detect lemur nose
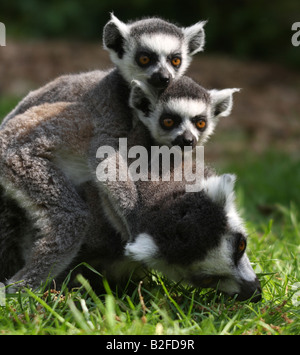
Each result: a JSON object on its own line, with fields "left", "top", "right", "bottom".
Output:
{"left": 148, "top": 72, "right": 171, "bottom": 88}
{"left": 160, "top": 75, "right": 170, "bottom": 85}
{"left": 183, "top": 137, "right": 194, "bottom": 146}
{"left": 172, "top": 133, "right": 196, "bottom": 148}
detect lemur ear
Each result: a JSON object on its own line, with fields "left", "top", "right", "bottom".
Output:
{"left": 183, "top": 21, "right": 207, "bottom": 55}
{"left": 103, "top": 13, "right": 129, "bottom": 58}
{"left": 209, "top": 88, "right": 240, "bottom": 118}
{"left": 203, "top": 174, "right": 236, "bottom": 207}
{"left": 129, "top": 80, "right": 157, "bottom": 117}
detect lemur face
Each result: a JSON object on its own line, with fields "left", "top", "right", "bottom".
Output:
{"left": 125, "top": 174, "right": 262, "bottom": 302}
{"left": 130, "top": 77, "right": 240, "bottom": 148}
{"left": 103, "top": 14, "right": 206, "bottom": 89}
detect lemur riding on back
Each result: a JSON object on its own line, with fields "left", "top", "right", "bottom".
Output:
{"left": 0, "top": 15, "right": 208, "bottom": 292}
{"left": 103, "top": 14, "right": 206, "bottom": 90}
{"left": 130, "top": 77, "right": 239, "bottom": 149}
{"left": 1, "top": 14, "right": 206, "bottom": 126}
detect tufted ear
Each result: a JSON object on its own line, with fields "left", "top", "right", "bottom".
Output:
{"left": 203, "top": 174, "right": 236, "bottom": 207}
{"left": 209, "top": 88, "right": 240, "bottom": 118}
{"left": 182, "top": 21, "right": 207, "bottom": 55}
{"left": 129, "top": 80, "right": 157, "bottom": 117}
{"left": 103, "top": 13, "right": 130, "bottom": 58}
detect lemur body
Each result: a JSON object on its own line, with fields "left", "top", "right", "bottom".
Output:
{"left": 0, "top": 154, "right": 261, "bottom": 301}
{"left": 0, "top": 78, "right": 244, "bottom": 295}
{"left": 0, "top": 15, "right": 207, "bottom": 290}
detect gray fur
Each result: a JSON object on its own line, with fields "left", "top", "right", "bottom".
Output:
{"left": 0, "top": 143, "right": 261, "bottom": 301}
{"left": 0, "top": 14, "right": 206, "bottom": 290}
{"left": 0, "top": 69, "right": 151, "bottom": 290}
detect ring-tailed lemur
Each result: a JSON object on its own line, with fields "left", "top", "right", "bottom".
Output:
{"left": 0, "top": 158, "right": 262, "bottom": 302}
{"left": 124, "top": 172, "right": 262, "bottom": 302}
{"left": 1, "top": 14, "right": 206, "bottom": 126}
{"left": 0, "top": 15, "right": 207, "bottom": 291}
{"left": 130, "top": 77, "right": 239, "bottom": 148}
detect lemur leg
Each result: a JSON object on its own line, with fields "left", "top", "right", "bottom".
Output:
{"left": 91, "top": 122, "right": 152, "bottom": 241}
{"left": 95, "top": 152, "right": 139, "bottom": 241}
{"left": 0, "top": 185, "right": 29, "bottom": 281}
{"left": 0, "top": 149, "right": 90, "bottom": 291}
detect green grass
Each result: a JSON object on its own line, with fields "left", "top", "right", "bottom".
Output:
{"left": 0, "top": 97, "right": 20, "bottom": 120}
{"left": 0, "top": 98, "right": 300, "bottom": 335}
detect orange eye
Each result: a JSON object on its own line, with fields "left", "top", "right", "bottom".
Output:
{"left": 171, "top": 57, "right": 181, "bottom": 67}
{"left": 139, "top": 55, "right": 150, "bottom": 65}
{"left": 163, "top": 118, "right": 174, "bottom": 128}
{"left": 238, "top": 239, "right": 246, "bottom": 253}
{"left": 196, "top": 120, "right": 206, "bottom": 129}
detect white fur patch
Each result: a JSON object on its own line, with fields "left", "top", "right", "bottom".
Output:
{"left": 182, "top": 21, "right": 207, "bottom": 55}
{"left": 125, "top": 233, "right": 159, "bottom": 262}
{"left": 140, "top": 34, "right": 182, "bottom": 57}
{"left": 209, "top": 88, "right": 240, "bottom": 117}
{"left": 203, "top": 174, "right": 246, "bottom": 232}
{"left": 109, "top": 14, "right": 130, "bottom": 39}
{"left": 203, "top": 174, "right": 236, "bottom": 206}
{"left": 190, "top": 237, "right": 233, "bottom": 277}
{"left": 165, "top": 98, "right": 207, "bottom": 118}
{"left": 236, "top": 254, "right": 257, "bottom": 282}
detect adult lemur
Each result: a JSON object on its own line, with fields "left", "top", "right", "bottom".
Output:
{"left": 0, "top": 154, "right": 261, "bottom": 301}
{"left": 0, "top": 15, "right": 208, "bottom": 290}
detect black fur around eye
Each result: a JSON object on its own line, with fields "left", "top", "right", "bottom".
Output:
{"left": 159, "top": 113, "right": 181, "bottom": 130}
{"left": 167, "top": 53, "right": 182, "bottom": 70}
{"left": 135, "top": 51, "right": 157, "bottom": 67}
{"left": 234, "top": 233, "right": 247, "bottom": 264}
{"left": 193, "top": 116, "right": 207, "bottom": 131}
{"left": 171, "top": 57, "right": 181, "bottom": 68}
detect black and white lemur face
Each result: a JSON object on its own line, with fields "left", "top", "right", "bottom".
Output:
{"left": 130, "top": 76, "right": 240, "bottom": 148}
{"left": 103, "top": 14, "right": 206, "bottom": 89}
{"left": 125, "top": 174, "right": 262, "bottom": 302}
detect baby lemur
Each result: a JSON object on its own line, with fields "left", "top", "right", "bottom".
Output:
{"left": 130, "top": 77, "right": 239, "bottom": 148}
{"left": 1, "top": 14, "right": 206, "bottom": 126}
{"left": 0, "top": 15, "right": 207, "bottom": 290}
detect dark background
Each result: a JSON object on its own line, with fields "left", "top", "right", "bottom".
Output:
{"left": 1, "top": 0, "right": 300, "bottom": 69}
